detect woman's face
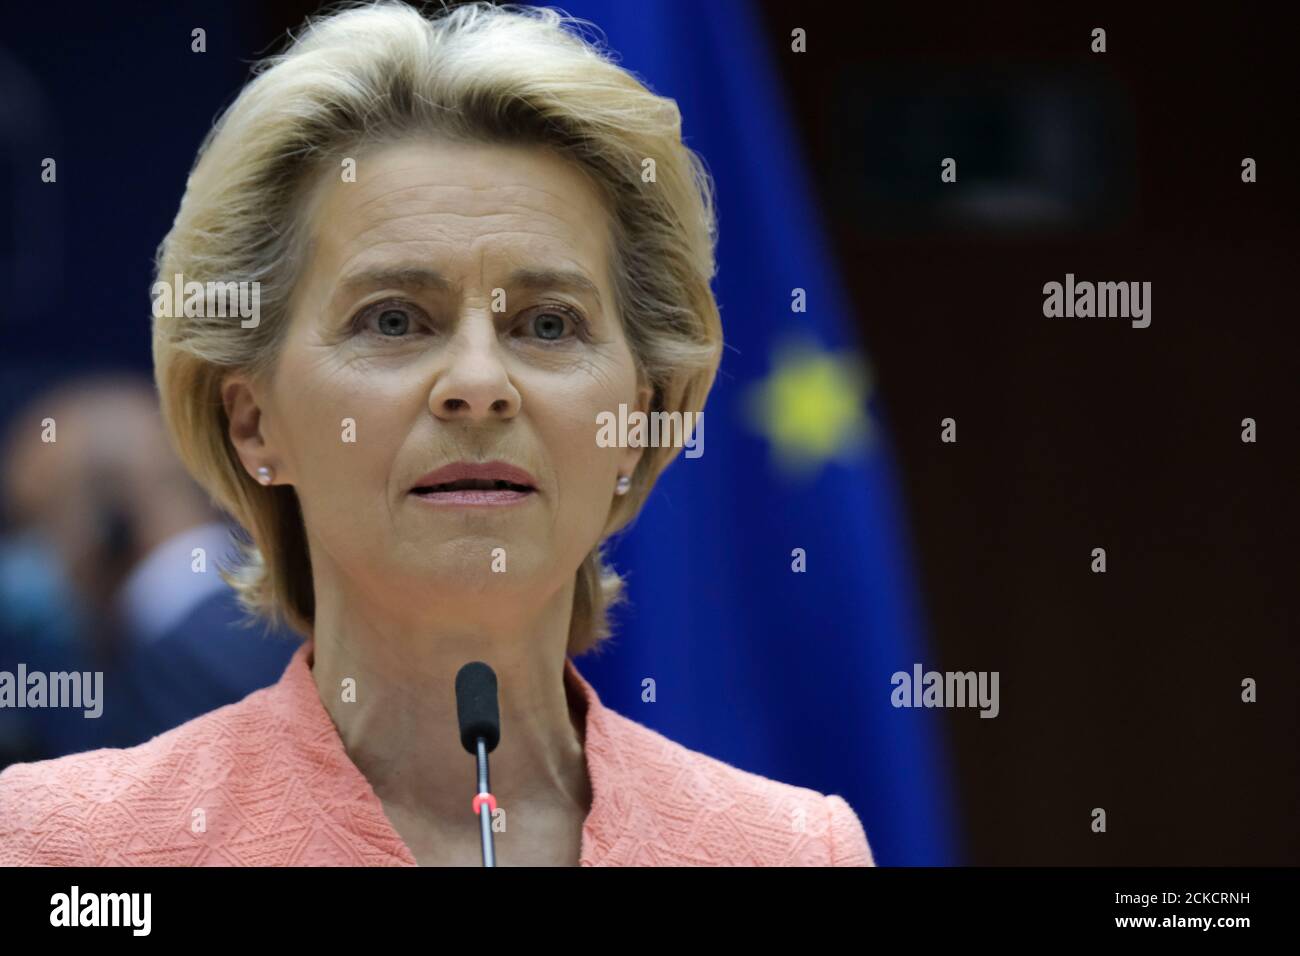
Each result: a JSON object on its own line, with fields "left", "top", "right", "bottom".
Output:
{"left": 228, "top": 137, "right": 648, "bottom": 614}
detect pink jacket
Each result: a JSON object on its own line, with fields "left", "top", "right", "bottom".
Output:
{"left": 0, "top": 641, "right": 874, "bottom": 866}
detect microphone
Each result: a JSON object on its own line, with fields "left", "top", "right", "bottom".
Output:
{"left": 455, "top": 662, "right": 501, "bottom": 866}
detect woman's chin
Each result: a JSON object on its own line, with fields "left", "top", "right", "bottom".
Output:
{"left": 384, "top": 548, "right": 553, "bottom": 589}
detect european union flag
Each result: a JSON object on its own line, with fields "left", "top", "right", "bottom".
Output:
{"left": 545, "top": 0, "right": 961, "bottom": 864}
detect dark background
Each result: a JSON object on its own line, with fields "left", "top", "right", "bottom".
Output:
{"left": 2, "top": 1, "right": 1296, "bottom": 864}
{"left": 753, "top": 2, "right": 1298, "bottom": 865}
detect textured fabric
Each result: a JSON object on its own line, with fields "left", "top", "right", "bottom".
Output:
{"left": 0, "top": 641, "right": 874, "bottom": 866}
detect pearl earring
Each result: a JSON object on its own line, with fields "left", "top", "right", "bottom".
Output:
{"left": 615, "top": 475, "right": 631, "bottom": 496}
{"left": 256, "top": 466, "right": 274, "bottom": 486}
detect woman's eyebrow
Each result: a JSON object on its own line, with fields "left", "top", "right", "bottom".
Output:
{"left": 506, "top": 267, "right": 602, "bottom": 308}
{"left": 336, "top": 265, "right": 460, "bottom": 300}
{"left": 333, "top": 265, "right": 602, "bottom": 308}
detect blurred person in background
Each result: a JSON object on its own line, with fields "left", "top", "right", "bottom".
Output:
{"left": 0, "top": 373, "right": 296, "bottom": 766}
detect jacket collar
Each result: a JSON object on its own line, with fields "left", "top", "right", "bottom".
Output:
{"left": 267, "top": 640, "right": 628, "bottom": 866}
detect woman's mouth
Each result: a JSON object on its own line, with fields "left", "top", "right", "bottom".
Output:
{"left": 409, "top": 478, "right": 536, "bottom": 506}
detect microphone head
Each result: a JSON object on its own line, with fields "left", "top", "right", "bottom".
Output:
{"left": 455, "top": 661, "right": 500, "bottom": 754}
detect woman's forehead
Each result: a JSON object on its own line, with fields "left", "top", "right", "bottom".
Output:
{"left": 302, "top": 138, "right": 612, "bottom": 284}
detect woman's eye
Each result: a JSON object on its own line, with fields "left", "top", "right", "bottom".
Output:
{"left": 523, "top": 306, "right": 583, "bottom": 342}
{"left": 374, "top": 306, "right": 412, "bottom": 336}
{"left": 353, "top": 301, "right": 422, "bottom": 338}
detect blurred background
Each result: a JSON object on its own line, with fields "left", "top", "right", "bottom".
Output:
{"left": 0, "top": 0, "right": 1295, "bottom": 865}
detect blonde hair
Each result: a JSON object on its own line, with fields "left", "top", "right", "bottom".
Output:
{"left": 151, "top": 0, "right": 722, "bottom": 656}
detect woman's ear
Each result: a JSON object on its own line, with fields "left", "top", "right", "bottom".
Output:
{"left": 222, "top": 374, "right": 284, "bottom": 483}
{"left": 618, "top": 382, "right": 655, "bottom": 478}
{"left": 635, "top": 382, "right": 652, "bottom": 416}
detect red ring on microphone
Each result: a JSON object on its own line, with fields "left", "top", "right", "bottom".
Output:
{"left": 472, "top": 792, "right": 497, "bottom": 815}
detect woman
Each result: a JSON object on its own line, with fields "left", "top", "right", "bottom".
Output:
{"left": 0, "top": 0, "right": 874, "bottom": 866}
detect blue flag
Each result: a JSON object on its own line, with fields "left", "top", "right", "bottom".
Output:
{"left": 543, "top": 0, "right": 960, "bottom": 865}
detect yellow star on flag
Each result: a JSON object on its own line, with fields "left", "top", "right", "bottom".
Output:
{"left": 742, "top": 338, "right": 873, "bottom": 477}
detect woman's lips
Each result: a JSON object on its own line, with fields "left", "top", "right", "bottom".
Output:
{"left": 409, "top": 486, "right": 535, "bottom": 506}
{"left": 408, "top": 460, "right": 538, "bottom": 507}
{"left": 410, "top": 460, "right": 538, "bottom": 490}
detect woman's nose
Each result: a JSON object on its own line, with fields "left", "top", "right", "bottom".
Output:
{"left": 427, "top": 314, "right": 521, "bottom": 421}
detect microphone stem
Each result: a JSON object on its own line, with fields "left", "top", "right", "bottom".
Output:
{"left": 477, "top": 737, "right": 496, "bottom": 867}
